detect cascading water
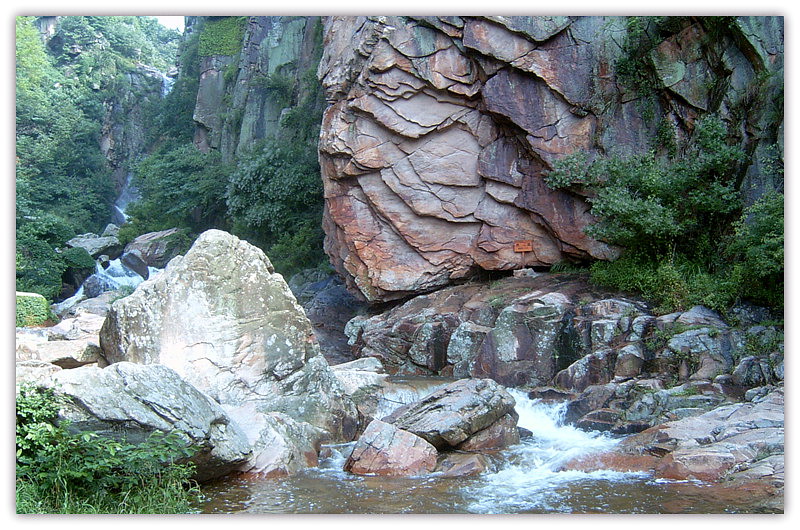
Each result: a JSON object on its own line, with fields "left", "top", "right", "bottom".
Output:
{"left": 463, "top": 390, "right": 648, "bottom": 513}
{"left": 160, "top": 71, "right": 175, "bottom": 97}
{"left": 111, "top": 172, "right": 140, "bottom": 226}
{"left": 200, "top": 385, "right": 699, "bottom": 514}
{"left": 86, "top": 259, "right": 160, "bottom": 295}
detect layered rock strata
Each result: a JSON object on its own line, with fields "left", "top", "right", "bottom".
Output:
{"left": 317, "top": 16, "right": 783, "bottom": 302}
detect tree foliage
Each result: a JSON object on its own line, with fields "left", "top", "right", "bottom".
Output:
{"left": 546, "top": 116, "right": 782, "bottom": 312}
{"left": 16, "top": 16, "right": 179, "bottom": 300}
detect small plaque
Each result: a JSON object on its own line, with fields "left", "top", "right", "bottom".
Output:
{"left": 513, "top": 240, "right": 533, "bottom": 253}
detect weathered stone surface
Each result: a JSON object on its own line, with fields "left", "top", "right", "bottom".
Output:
{"left": 100, "top": 229, "right": 357, "bottom": 442}
{"left": 65, "top": 233, "right": 122, "bottom": 259}
{"left": 122, "top": 228, "right": 187, "bottom": 268}
{"left": 46, "top": 313, "right": 106, "bottom": 341}
{"left": 223, "top": 404, "right": 324, "bottom": 477}
{"left": 18, "top": 362, "right": 252, "bottom": 482}
{"left": 317, "top": 16, "right": 782, "bottom": 302}
{"left": 456, "top": 412, "right": 520, "bottom": 451}
{"left": 388, "top": 378, "right": 517, "bottom": 449}
{"left": 343, "top": 273, "right": 781, "bottom": 402}
{"left": 344, "top": 419, "right": 438, "bottom": 476}
{"left": 619, "top": 387, "right": 784, "bottom": 483}
{"left": 16, "top": 336, "right": 106, "bottom": 369}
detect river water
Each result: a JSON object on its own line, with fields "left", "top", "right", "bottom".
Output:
{"left": 198, "top": 382, "right": 774, "bottom": 514}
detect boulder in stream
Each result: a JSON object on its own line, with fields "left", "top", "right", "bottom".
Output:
{"left": 99, "top": 229, "right": 358, "bottom": 442}
{"left": 387, "top": 378, "right": 518, "bottom": 450}
{"left": 17, "top": 362, "right": 252, "bottom": 482}
{"left": 344, "top": 419, "right": 438, "bottom": 477}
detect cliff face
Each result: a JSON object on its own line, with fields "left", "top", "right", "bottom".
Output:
{"left": 317, "top": 16, "right": 783, "bottom": 303}
{"left": 190, "top": 16, "right": 323, "bottom": 162}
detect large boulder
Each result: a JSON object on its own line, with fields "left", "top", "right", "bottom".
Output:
{"left": 99, "top": 229, "right": 358, "bottom": 442}
{"left": 344, "top": 419, "right": 438, "bottom": 476}
{"left": 387, "top": 378, "right": 517, "bottom": 450}
{"left": 65, "top": 233, "right": 122, "bottom": 259}
{"left": 17, "top": 362, "right": 252, "bottom": 482}
{"left": 122, "top": 228, "right": 188, "bottom": 268}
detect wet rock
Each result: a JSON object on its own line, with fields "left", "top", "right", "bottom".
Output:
{"left": 575, "top": 408, "right": 621, "bottom": 432}
{"left": 100, "top": 229, "right": 358, "bottom": 442}
{"left": 436, "top": 452, "right": 491, "bottom": 477}
{"left": 388, "top": 378, "right": 517, "bottom": 450}
{"left": 120, "top": 249, "right": 149, "bottom": 280}
{"left": 344, "top": 419, "right": 438, "bottom": 476}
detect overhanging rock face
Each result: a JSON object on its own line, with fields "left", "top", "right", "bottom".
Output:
{"left": 317, "top": 16, "right": 783, "bottom": 303}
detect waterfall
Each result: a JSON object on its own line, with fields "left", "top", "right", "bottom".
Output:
{"left": 161, "top": 72, "right": 175, "bottom": 97}
{"left": 111, "top": 172, "right": 140, "bottom": 226}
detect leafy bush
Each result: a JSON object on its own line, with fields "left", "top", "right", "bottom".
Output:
{"left": 198, "top": 16, "right": 247, "bottom": 56}
{"left": 16, "top": 384, "right": 200, "bottom": 514}
{"left": 125, "top": 144, "right": 232, "bottom": 235}
{"left": 227, "top": 138, "right": 325, "bottom": 276}
{"left": 15, "top": 293, "right": 52, "bottom": 327}
{"left": 546, "top": 116, "right": 782, "bottom": 312}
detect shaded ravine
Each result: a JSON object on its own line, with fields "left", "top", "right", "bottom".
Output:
{"left": 198, "top": 385, "right": 775, "bottom": 514}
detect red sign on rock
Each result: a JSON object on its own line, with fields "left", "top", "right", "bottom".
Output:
{"left": 513, "top": 240, "right": 533, "bottom": 253}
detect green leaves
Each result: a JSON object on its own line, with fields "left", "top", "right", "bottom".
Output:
{"left": 545, "top": 115, "right": 782, "bottom": 311}
{"left": 16, "top": 385, "right": 199, "bottom": 514}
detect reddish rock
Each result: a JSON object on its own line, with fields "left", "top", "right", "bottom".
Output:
{"left": 436, "top": 452, "right": 490, "bottom": 477}
{"left": 456, "top": 413, "right": 520, "bottom": 451}
{"left": 344, "top": 419, "right": 438, "bottom": 476}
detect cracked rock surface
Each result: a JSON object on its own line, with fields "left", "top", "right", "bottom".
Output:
{"left": 318, "top": 16, "right": 783, "bottom": 303}
{"left": 99, "top": 229, "right": 357, "bottom": 443}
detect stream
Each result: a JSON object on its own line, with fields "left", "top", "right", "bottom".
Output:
{"left": 198, "top": 381, "right": 770, "bottom": 514}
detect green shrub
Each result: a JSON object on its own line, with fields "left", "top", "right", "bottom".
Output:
{"left": 61, "top": 246, "right": 95, "bottom": 270}
{"left": 198, "top": 16, "right": 247, "bottom": 56}
{"left": 16, "top": 384, "right": 200, "bottom": 514}
{"left": 545, "top": 115, "right": 784, "bottom": 313}
{"left": 15, "top": 292, "right": 52, "bottom": 327}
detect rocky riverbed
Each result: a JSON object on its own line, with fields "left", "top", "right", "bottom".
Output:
{"left": 16, "top": 229, "right": 784, "bottom": 512}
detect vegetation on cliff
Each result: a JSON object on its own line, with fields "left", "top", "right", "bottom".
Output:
{"left": 15, "top": 16, "right": 180, "bottom": 300}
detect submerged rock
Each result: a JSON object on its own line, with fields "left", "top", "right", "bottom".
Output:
{"left": 100, "top": 230, "right": 358, "bottom": 443}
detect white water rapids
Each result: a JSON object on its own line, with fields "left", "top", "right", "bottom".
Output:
{"left": 201, "top": 385, "right": 659, "bottom": 514}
